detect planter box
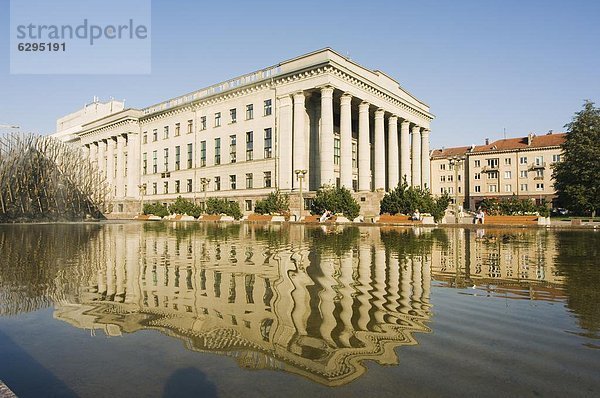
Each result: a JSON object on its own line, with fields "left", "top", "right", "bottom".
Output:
{"left": 482, "top": 215, "right": 539, "bottom": 225}
{"left": 199, "top": 215, "right": 221, "bottom": 222}
{"left": 271, "top": 215, "right": 286, "bottom": 222}
{"left": 376, "top": 214, "right": 423, "bottom": 224}
{"left": 247, "top": 214, "right": 273, "bottom": 222}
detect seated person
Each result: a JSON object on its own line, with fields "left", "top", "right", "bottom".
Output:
{"left": 411, "top": 209, "right": 421, "bottom": 221}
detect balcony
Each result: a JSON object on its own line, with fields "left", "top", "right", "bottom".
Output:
{"left": 529, "top": 162, "right": 546, "bottom": 170}
{"left": 482, "top": 165, "right": 499, "bottom": 173}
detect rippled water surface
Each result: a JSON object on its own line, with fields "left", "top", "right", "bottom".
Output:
{"left": 0, "top": 222, "right": 599, "bottom": 397}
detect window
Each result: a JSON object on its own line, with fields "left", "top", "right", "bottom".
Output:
{"left": 200, "top": 116, "right": 206, "bottom": 130}
{"left": 187, "top": 119, "right": 193, "bottom": 134}
{"left": 552, "top": 154, "right": 561, "bottom": 163}
{"left": 264, "top": 171, "right": 271, "bottom": 188}
{"left": 163, "top": 148, "right": 169, "bottom": 171}
{"left": 175, "top": 146, "right": 180, "bottom": 170}
{"left": 215, "top": 138, "right": 221, "bottom": 165}
{"left": 505, "top": 184, "right": 512, "bottom": 192}
{"left": 474, "top": 173, "right": 481, "bottom": 180}
{"left": 163, "top": 126, "right": 169, "bottom": 139}
{"left": 264, "top": 99, "right": 272, "bottom": 116}
{"left": 521, "top": 183, "right": 528, "bottom": 191}
{"left": 264, "top": 128, "right": 272, "bottom": 158}
{"left": 214, "top": 176, "right": 221, "bottom": 191}
{"left": 230, "top": 135, "right": 237, "bottom": 163}
{"left": 487, "top": 158, "right": 499, "bottom": 168}
{"left": 488, "top": 171, "right": 498, "bottom": 179}
{"left": 334, "top": 136, "right": 341, "bottom": 165}
{"left": 535, "top": 156, "right": 544, "bottom": 166}
{"left": 448, "top": 187, "right": 454, "bottom": 194}
{"left": 504, "top": 171, "right": 511, "bottom": 179}
{"left": 520, "top": 156, "right": 528, "bottom": 165}
{"left": 440, "top": 163, "right": 446, "bottom": 170}
{"left": 113, "top": 155, "right": 118, "bottom": 178}
{"left": 187, "top": 179, "right": 193, "bottom": 193}
{"left": 175, "top": 180, "right": 180, "bottom": 193}
{"left": 246, "top": 131, "right": 253, "bottom": 161}
{"left": 504, "top": 158, "right": 512, "bottom": 165}
{"left": 175, "top": 123, "right": 180, "bottom": 137}
{"left": 246, "top": 173, "right": 253, "bottom": 189}
{"left": 246, "top": 104, "right": 254, "bottom": 120}
{"left": 536, "top": 183, "right": 544, "bottom": 191}
{"left": 448, "top": 174, "right": 453, "bottom": 182}
{"left": 187, "top": 143, "right": 193, "bottom": 168}
{"left": 520, "top": 170, "right": 528, "bottom": 178}
{"left": 142, "top": 152, "right": 147, "bottom": 175}
{"left": 440, "top": 175, "right": 446, "bottom": 182}
{"left": 163, "top": 181, "right": 168, "bottom": 194}
{"left": 474, "top": 160, "right": 481, "bottom": 167}
{"left": 200, "top": 141, "right": 206, "bottom": 167}
{"left": 142, "top": 132, "right": 148, "bottom": 144}
{"left": 475, "top": 185, "right": 481, "bottom": 193}
{"left": 535, "top": 169, "right": 544, "bottom": 178}
{"left": 152, "top": 129, "right": 158, "bottom": 142}
{"left": 352, "top": 142, "right": 358, "bottom": 168}
{"left": 124, "top": 153, "right": 128, "bottom": 176}
{"left": 230, "top": 175, "right": 237, "bottom": 190}
{"left": 458, "top": 174, "right": 462, "bottom": 181}
{"left": 245, "top": 200, "right": 253, "bottom": 211}
{"left": 152, "top": 182, "right": 157, "bottom": 195}
{"left": 488, "top": 184, "right": 497, "bottom": 193}
{"left": 152, "top": 150, "right": 157, "bottom": 173}
{"left": 230, "top": 108, "right": 237, "bottom": 123}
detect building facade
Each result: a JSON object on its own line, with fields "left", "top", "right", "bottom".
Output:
{"left": 431, "top": 133, "right": 565, "bottom": 210}
{"left": 54, "top": 49, "right": 434, "bottom": 216}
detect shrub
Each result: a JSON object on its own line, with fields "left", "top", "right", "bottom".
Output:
{"left": 206, "top": 198, "right": 242, "bottom": 220}
{"left": 310, "top": 185, "right": 360, "bottom": 220}
{"left": 143, "top": 202, "right": 169, "bottom": 218}
{"left": 380, "top": 181, "right": 450, "bottom": 222}
{"left": 254, "top": 190, "right": 290, "bottom": 215}
{"left": 479, "top": 196, "right": 549, "bottom": 217}
{"left": 168, "top": 196, "right": 202, "bottom": 218}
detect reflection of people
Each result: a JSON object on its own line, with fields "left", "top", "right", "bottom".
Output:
{"left": 474, "top": 208, "right": 485, "bottom": 224}
{"left": 411, "top": 209, "right": 421, "bottom": 221}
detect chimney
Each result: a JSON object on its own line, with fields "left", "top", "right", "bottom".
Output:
{"left": 527, "top": 133, "right": 534, "bottom": 146}
{"left": 485, "top": 138, "right": 489, "bottom": 145}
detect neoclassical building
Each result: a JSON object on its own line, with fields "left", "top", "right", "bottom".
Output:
{"left": 53, "top": 48, "right": 433, "bottom": 216}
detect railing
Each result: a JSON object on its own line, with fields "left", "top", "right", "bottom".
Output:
{"left": 482, "top": 165, "right": 499, "bottom": 173}
{"left": 529, "top": 162, "right": 546, "bottom": 169}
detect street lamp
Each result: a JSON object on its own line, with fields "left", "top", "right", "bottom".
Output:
{"left": 138, "top": 183, "right": 147, "bottom": 214}
{"left": 448, "top": 156, "right": 464, "bottom": 224}
{"left": 295, "top": 169, "right": 307, "bottom": 221}
{"left": 200, "top": 177, "right": 211, "bottom": 212}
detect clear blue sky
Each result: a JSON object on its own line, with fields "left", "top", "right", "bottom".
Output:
{"left": 1, "top": 0, "right": 599, "bottom": 148}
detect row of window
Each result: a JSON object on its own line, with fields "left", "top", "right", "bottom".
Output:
{"left": 472, "top": 169, "right": 545, "bottom": 180}
{"left": 147, "top": 172, "right": 273, "bottom": 195}
{"left": 200, "top": 129, "right": 272, "bottom": 167}
{"left": 470, "top": 154, "right": 561, "bottom": 168}
{"left": 473, "top": 183, "right": 545, "bottom": 193}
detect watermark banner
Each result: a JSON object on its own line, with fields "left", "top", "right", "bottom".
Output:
{"left": 10, "top": 0, "right": 151, "bottom": 74}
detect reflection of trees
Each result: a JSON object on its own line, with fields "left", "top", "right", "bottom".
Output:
{"left": 306, "top": 226, "right": 360, "bottom": 255}
{"left": 380, "top": 227, "right": 447, "bottom": 262}
{"left": 555, "top": 231, "right": 600, "bottom": 336}
{"left": 0, "top": 224, "right": 100, "bottom": 315}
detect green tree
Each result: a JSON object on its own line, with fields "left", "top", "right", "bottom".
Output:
{"left": 206, "top": 197, "right": 242, "bottom": 220}
{"left": 310, "top": 185, "right": 360, "bottom": 220}
{"left": 380, "top": 181, "right": 450, "bottom": 222}
{"left": 168, "top": 196, "right": 202, "bottom": 218}
{"left": 254, "top": 190, "right": 290, "bottom": 215}
{"left": 142, "top": 202, "right": 169, "bottom": 218}
{"left": 553, "top": 101, "right": 600, "bottom": 217}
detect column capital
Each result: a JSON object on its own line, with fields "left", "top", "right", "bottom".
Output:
{"left": 340, "top": 92, "right": 352, "bottom": 103}
{"left": 375, "top": 108, "right": 385, "bottom": 118}
{"left": 117, "top": 134, "right": 127, "bottom": 143}
{"left": 421, "top": 129, "right": 431, "bottom": 136}
{"left": 411, "top": 125, "right": 421, "bottom": 134}
{"left": 277, "top": 95, "right": 293, "bottom": 106}
{"left": 389, "top": 115, "right": 398, "bottom": 124}
{"left": 319, "top": 85, "right": 334, "bottom": 96}
{"left": 359, "top": 101, "right": 370, "bottom": 111}
{"left": 293, "top": 91, "right": 306, "bottom": 102}
{"left": 401, "top": 120, "right": 411, "bottom": 128}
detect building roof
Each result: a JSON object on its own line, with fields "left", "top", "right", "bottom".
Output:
{"left": 431, "top": 133, "right": 566, "bottom": 158}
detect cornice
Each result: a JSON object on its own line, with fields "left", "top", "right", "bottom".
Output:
{"left": 80, "top": 118, "right": 138, "bottom": 140}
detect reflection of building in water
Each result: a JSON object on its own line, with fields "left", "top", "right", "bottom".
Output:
{"left": 430, "top": 228, "right": 565, "bottom": 301}
{"left": 53, "top": 224, "right": 432, "bottom": 386}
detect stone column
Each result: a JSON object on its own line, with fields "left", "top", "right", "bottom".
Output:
{"left": 116, "top": 135, "right": 125, "bottom": 198}
{"left": 292, "top": 91, "right": 306, "bottom": 190}
{"left": 374, "top": 109, "right": 385, "bottom": 191}
{"left": 277, "top": 95, "right": 293, "bottom": 190}
{"left": 340, "top": 93, "right": 353, "bottom": 189}
{"left": 127, "top": 132, "right": 139, "bottom": 198}
{"left": 107, "top": 137, "right": 116, "bottom": 187}
{"left": 421, "top": 129, "right": 431, "bottom": 190}
{"left": 320, "top": 86, "right": 335, "bottom": 186}
{"left": 358, "top": 102, "right": 371, "bottom": 191}
{"left": 400, "top": 120, "right": 411, "bottom": 185}
{"left": 411, "top": 125, "right": 422, "bottom": 187}
{"left": 82, "top": 145, "right": 90, "bottom": 160}
{"left": 387, "top": 115, "right": 399, "bottom": 190}
{"left": 97, "top": 140, "right": 106, "bottom": 177}
{"left": 89, "top": 142, "right": 98, "bottom": 167}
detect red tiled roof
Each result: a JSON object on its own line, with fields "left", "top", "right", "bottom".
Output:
{"left": 431, "top": 146, "right": 471, "bottom": 159}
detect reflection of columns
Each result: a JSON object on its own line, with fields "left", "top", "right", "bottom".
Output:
{"left": 357, "top": 245, "right": 372, "bottom": 330}
{"left": 411, "top": 256, "right": 423, "bottom": 313}
{"left": 373, "top": 247, "right": 387, "bottom": 324}
{"left": 411, "top": 125, "right": 422, "bottom": 187}
{"left": 400, "top": 121, "right": 411, "bottom": 185}
{"left": 293, "top": 91, "right": 306, "bottom": 190}
{"left": 116, "top": 135, "right": 125, "bottom": 198}
{"left": 278, "top": 95, "right": 293, "bottom": 190}
{"left": 318, "top": 258, "right": 337, "bottom": 345}
{"left": 97, "top": 140, "right": 106, "bottom": 176}
{"left": 374, "top": 109, "right": 385, "bottom": 190}
{"left": 115, "top": 231, "right": 125, "bottom": 297}
{"left": 387, "top": 116, "right": 399, "bottom": 190}
{"left": 422, "top": 254, "right": 431, "bottom": 306}
{"left": 340, "top": 93, "right": 353, "bottom": 189}
{"left": 386, "top": 254, "right": 401, "bottom": 313}
{"left": 358, "top": 102, "right": 371, "bottom": 191}
{"left": 399, "top": 257, "right": 412, "bottom": 315}
{"left": 320, "top": 86, "right": 335, "bottom": 186}
{"left": 127, "top": 132, "right": 139, "bottom": 197}
{"left": 338, "top": 251, "right": 354, "bottom": 346}
{"left": 125, "top": 235, "right": 139, "bottom": 304}
{"left": 421, "top": 129, "right": 431, "bottom": 190}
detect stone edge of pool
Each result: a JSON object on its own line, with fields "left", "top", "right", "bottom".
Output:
{"left": 0, "top": 381, "right": 17, "bottom": 398}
